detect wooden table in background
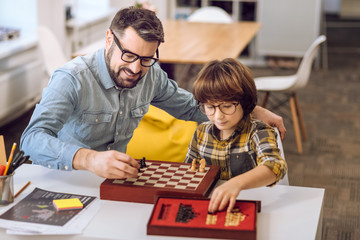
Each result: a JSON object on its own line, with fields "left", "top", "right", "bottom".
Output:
{"left": 72, "top": 20, "right": 261, "bottom": 64}
{"left": 158, "top": 20, "right": 261, "bottom": 64}
{"left": 71, "top": 20, "right": 261, "bottom": 84}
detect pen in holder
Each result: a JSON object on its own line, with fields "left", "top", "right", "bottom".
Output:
{"left": 0, "top": 172, "right": 14, "bottom": 205}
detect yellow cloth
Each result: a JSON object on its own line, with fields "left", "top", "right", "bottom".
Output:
{"left": 126, "top": 105, "right": 197, "bottom": 162}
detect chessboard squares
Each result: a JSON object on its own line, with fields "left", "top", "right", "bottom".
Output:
{"left": 163, "top": 181, "right": 177, "bottom": 186}
{"left": 141, "top": 173, "right": 163, "bottom": 179}
{"left": 162, "top": 172, "right": 177, "bottom": 177}
{"left": 138, "top": 175, "right": 151, "bottom": 181}
{"left": 182, "top": 173, "right": 198, "bottom": 178}
{"left": 168, "top": 175, "right": 182, "bottom": 180}
{"left": 153, "top": 167, "right": 167, "bottom": 173}
{"left": 144, "top": 179, "right": 159, "bottom": 184}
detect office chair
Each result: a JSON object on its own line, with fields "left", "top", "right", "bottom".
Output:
{"left": 37, "top": 26, "right": 67, "bottom": 77}
{"left": 255, "top": 35, "right": 327, "bottom": 154}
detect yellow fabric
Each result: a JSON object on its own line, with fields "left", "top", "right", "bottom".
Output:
{"left": 126, "top": 105, "right": 197, "bottom": 162}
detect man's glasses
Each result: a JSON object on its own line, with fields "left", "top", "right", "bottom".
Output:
{"left": 111, "top": 29, "right": 159, "bottom": 67}
{"left": 198, "top": 103, "right": 240, "bottom": 116}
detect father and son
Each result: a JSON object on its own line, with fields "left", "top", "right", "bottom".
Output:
{"left": 21, "top": 7, "right": 287, "bottom": 213}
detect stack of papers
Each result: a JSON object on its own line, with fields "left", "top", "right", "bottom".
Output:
{"left": 0, "top": 188, "right": 101, "bottom": 235}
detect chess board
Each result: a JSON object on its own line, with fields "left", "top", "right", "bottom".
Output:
{"left": 100, "top": 160, "right": 220, "bottom": 204}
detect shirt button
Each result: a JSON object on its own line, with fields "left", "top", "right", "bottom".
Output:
{"left": 140, "top": 110, "right": 143, "bottom": 114}
{"left": 64, "top": 165, "right": 68, "bottom": 170}
{"left": 119, "top": 111, "right": 123, "bottom": 115}
{"left": 115, "top": 131, "right": 119, "bottom": 136}
{"left": 48, "top": 165, "right": 51, "bottom": 168}
{"left": 107, "top": 146, "right": 111, "bottom": 150}
{"left": 95, "top": 118, "right": 98, "bottom": 123}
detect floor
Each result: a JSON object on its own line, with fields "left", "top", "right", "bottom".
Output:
{"left": 254, "top": 15, "right": 360, "bottom": 240}
{"left": 0, "top": 14, "right": 359, "bottom": 240}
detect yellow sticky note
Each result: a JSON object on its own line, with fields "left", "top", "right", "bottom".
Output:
{"left": 53, "top": 198, "right": 83, "bottom": 211}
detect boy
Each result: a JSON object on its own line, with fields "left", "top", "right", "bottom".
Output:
{"left": 184, "top": 58, "right": 287, "bottom": 213}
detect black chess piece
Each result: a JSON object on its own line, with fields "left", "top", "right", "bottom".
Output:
{"left": 140, "top": 157, "right": 146, "bottom": 168}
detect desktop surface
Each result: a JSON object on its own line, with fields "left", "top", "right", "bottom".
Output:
{"left": 0, "top": 164, "right": 324, "bottom": 240}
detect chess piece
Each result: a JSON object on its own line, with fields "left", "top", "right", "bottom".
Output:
{"left": 139, "top": 157, "right": 146, "bottom": 172}
{"left": 199, "top": 158, "right": 205, "bottom": 173}
{"left": 140, "top": 157, "right": 146, "bottom": 168}
{"left": 190, "top": 158, "right": 197, "bottom": 171}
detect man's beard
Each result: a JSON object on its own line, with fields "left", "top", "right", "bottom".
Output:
{"left": 105, "top": 46, "right": 143, "bottom": 89}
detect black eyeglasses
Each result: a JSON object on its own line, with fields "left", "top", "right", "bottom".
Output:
{"left": 110, "top": 29, "right": 159, "bottom": 67}
{"left": 198, "top": 102, "right": 240, "bottom": 116}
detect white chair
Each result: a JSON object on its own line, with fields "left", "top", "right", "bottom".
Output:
{"left": 37, "top": 26, "right": 67, "bottom": 77}
{"left": 275, "top": 127, "right": 289, "bottom": 185}
{"left": 187, "top": 6, "right": 233, "bottom": 23}
{"left": 255, "top": 35, "right": 327, "bottom": 154}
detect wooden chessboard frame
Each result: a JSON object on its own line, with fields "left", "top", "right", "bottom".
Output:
{"left": 100, "top": 160, "right": 220, "bottom": 204}
{"left": 147, "top": 196, "right": 261, "bottom": 239}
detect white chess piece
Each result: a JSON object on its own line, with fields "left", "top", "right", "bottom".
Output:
{"left": 191, "top": 158, "right": 197, "bottom": 171}
{"left": 199, "top": 158, "right": 205, "bottom": 173}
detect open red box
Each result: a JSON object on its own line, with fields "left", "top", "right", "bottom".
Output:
{"left": 147, "top": 196, "right": 261, "bottom": 239}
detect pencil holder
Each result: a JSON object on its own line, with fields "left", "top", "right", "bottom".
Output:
{"left": 0, "top": 172, "right": 14, "bottom": 205}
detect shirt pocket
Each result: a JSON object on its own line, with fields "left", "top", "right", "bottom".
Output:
{"left": 125, "top": 103, "right": 149, "bottom": 136}
{"left": 229, "top": 152, "right": 256, "bottom": 177}
{"left": 75, "top": 111, "right": 113, "bottom": 141}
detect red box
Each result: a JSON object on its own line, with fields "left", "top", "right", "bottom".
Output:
{"left": 100, "top": 160, "right": 220, "bottom": 204}
{"left": 147, "top": 196, "right": 261, "bottom": 239}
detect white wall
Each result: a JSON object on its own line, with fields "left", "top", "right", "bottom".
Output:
{"left": 37, "top": 0, "right": 66, "bottom": 49}
{"left": 256, "top": 0, "right": 322, "bottom": 57}
{"left": 109, "top": 0, "right": 171, "bottom": 20}
{"left": 0, "top": 0, "right": 37, "bottom": 35}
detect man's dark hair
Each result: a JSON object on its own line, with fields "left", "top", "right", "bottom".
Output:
{"left": 110, "top": 7, "right": 164, "bottom": 44}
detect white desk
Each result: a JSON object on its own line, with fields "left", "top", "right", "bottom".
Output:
{"left": 0, "top": 164, "right": 324, "bottom": 240}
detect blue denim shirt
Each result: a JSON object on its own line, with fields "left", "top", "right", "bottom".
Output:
{"left": 20, "top": 48, "right": 207, "bottom": 171}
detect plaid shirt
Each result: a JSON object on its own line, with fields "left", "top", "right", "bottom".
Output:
{"left": 185, "top": 115, "right": 287, "bottom": 182}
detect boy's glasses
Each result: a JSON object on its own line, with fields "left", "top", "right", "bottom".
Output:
{"left": 198, "top": 103, "right": 240, "bottom": 116}
{"left": 110, "top": 29, "right": 159, "bottom": 67}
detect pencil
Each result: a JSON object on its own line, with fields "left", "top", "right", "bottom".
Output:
{"left": 3, "top": 142, "right": 16, "bottom": 176}
{"left": 14, "top": 181, "right": 31, "bottom": 198}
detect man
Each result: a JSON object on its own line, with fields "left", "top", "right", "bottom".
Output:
{"left": 21, "top": 7, "right": 285, "bottom": 179}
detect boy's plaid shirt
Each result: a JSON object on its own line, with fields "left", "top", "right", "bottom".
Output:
{"left": 185, "top": 115, "right": 287, "bottom": 182}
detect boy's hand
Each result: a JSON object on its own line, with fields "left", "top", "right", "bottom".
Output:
{"left": 208, "top": 179, "right": 242, "bottom": 213}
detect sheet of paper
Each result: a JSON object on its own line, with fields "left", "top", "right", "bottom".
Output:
{"left": 0, "top": 188, "right": 102, "bottom": 235}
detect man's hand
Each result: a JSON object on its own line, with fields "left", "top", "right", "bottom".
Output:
{"left": 252, "top": 106, "right": 286, "bottom": 140}
{"left": 73, "top": 148, "right": 140, "bottom": 179}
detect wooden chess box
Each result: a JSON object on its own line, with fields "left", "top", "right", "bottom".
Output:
{"left": 100, "top": 160, "right": 220, "bottom": 204}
